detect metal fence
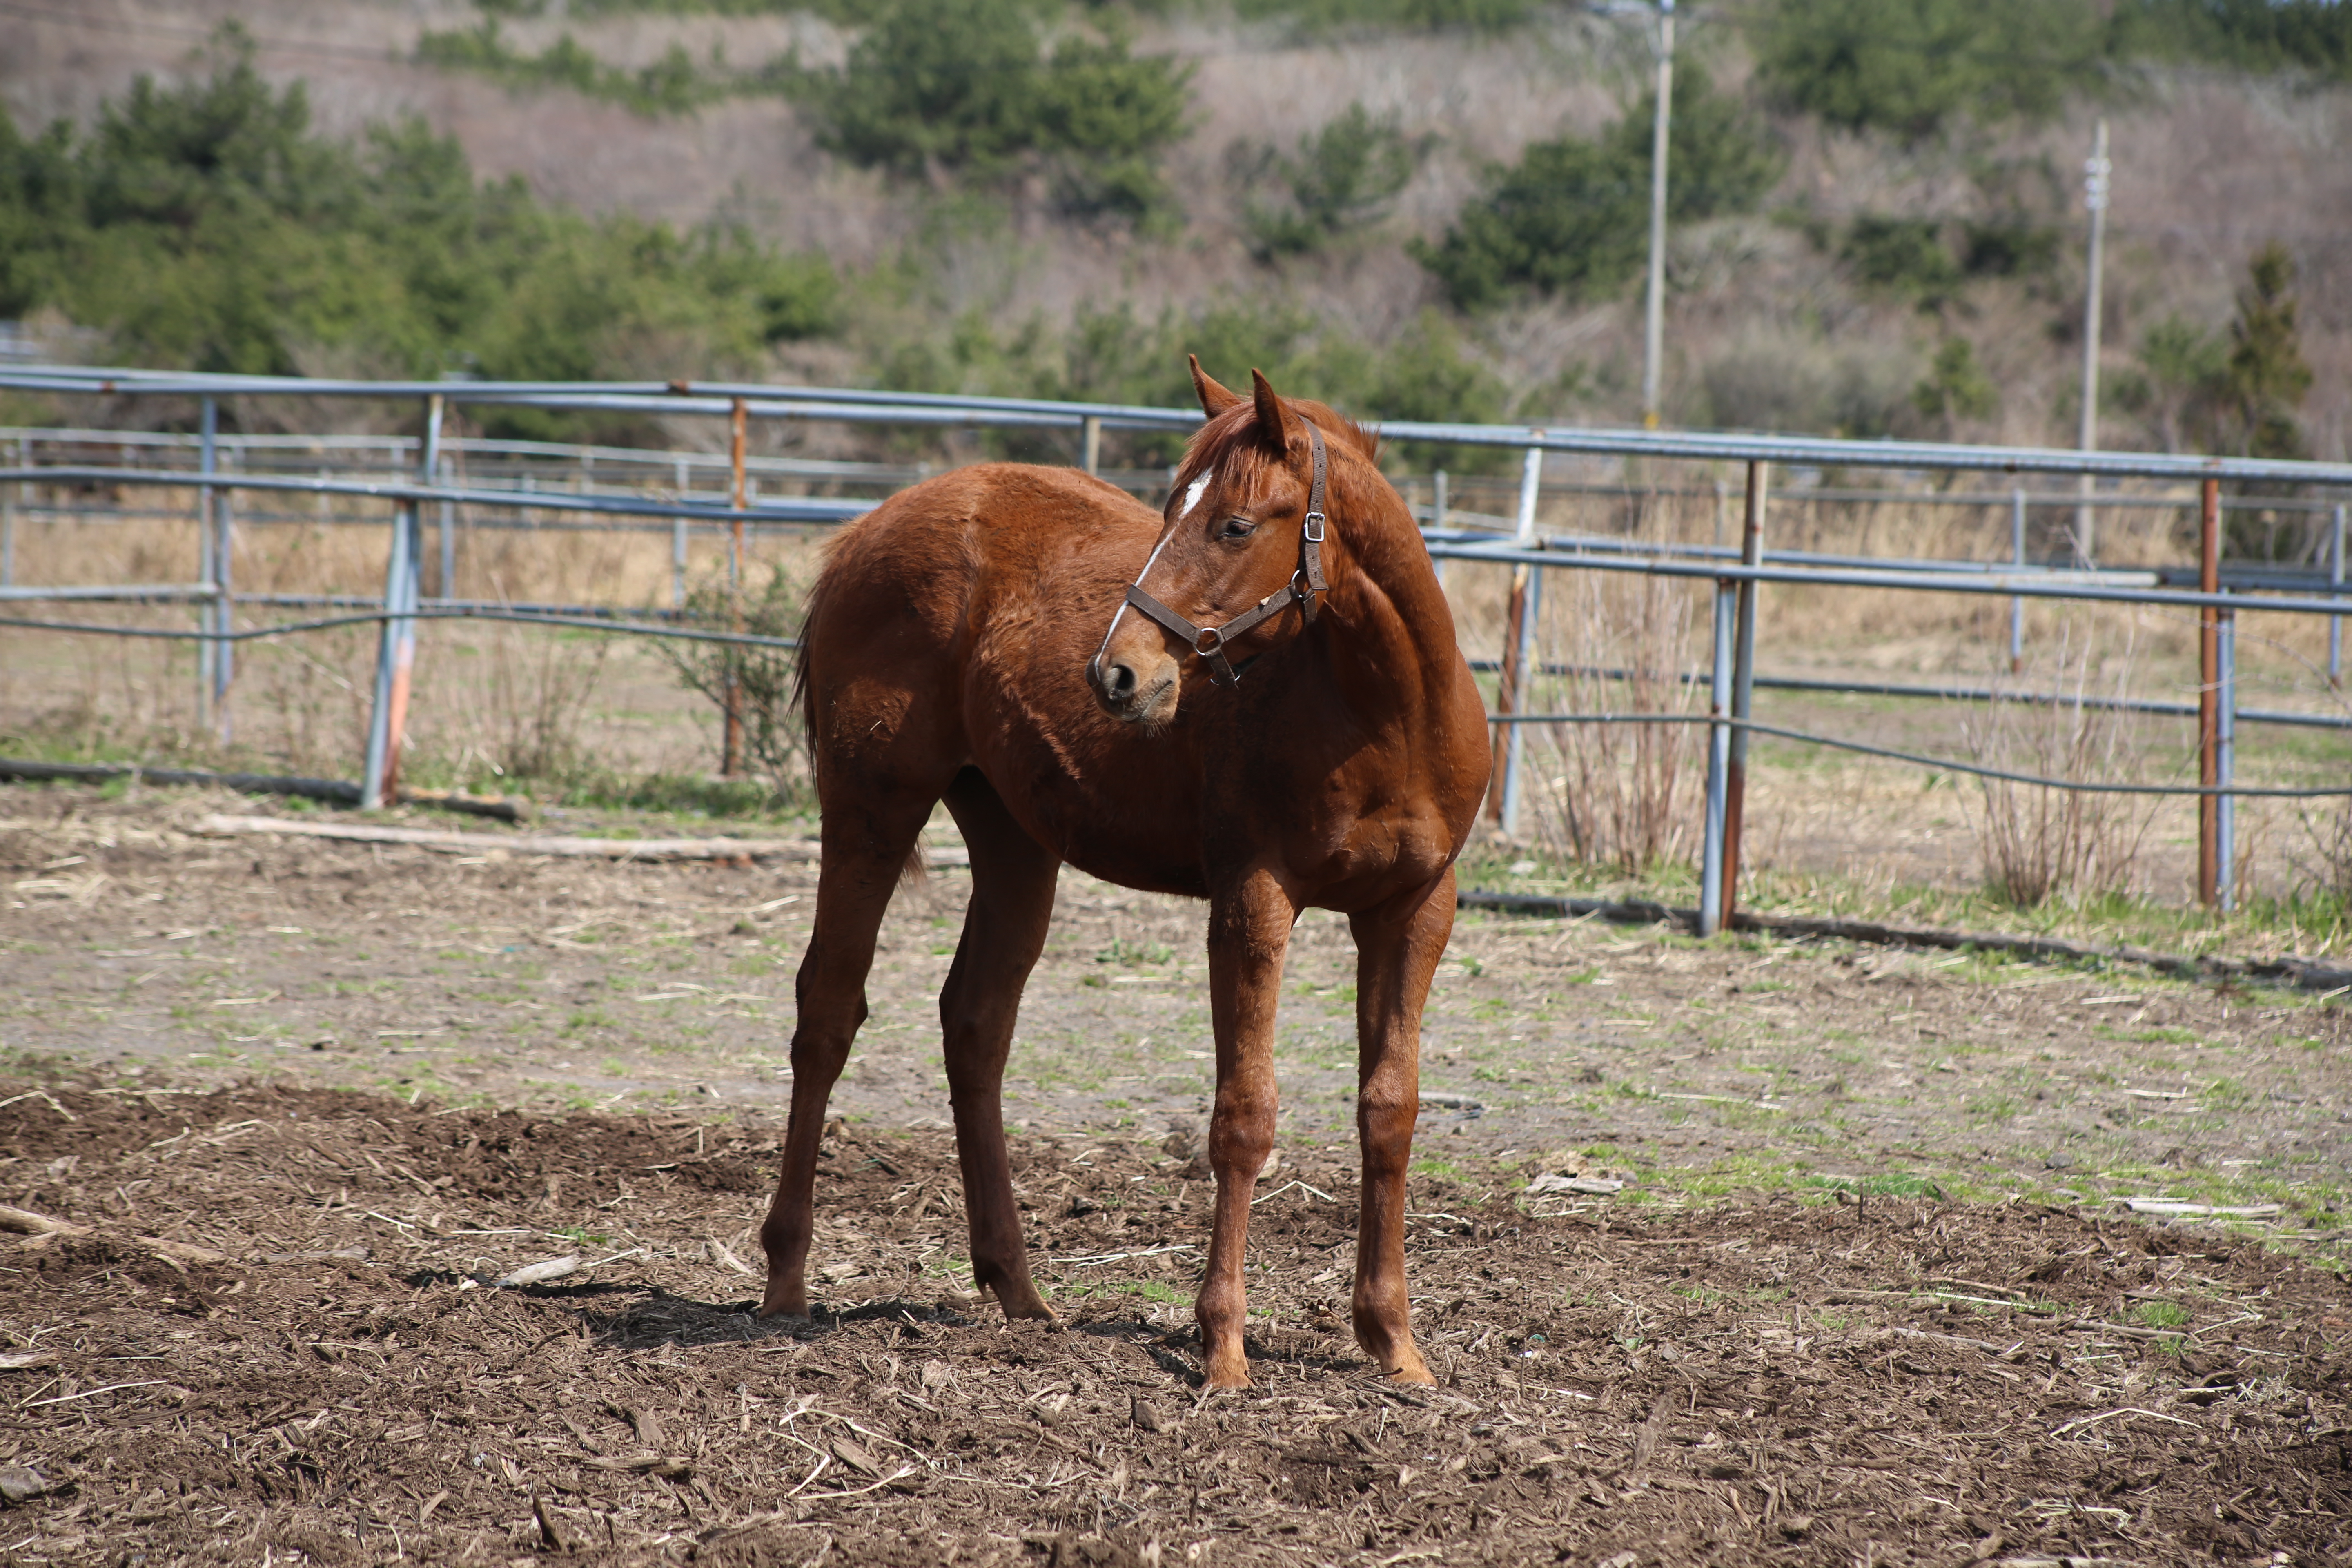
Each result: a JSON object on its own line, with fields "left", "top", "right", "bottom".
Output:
{"left": 2, "top": 364, "right": 2349, "bottom": 931}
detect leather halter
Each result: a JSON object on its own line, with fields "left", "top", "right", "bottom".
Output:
{"left": 1112, "top": 421, "right": 1331, "bottom": 689}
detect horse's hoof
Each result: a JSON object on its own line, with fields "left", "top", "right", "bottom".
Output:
{"left": 756, "top": 1281, "right": 809, "bottom": 1319}
{"left": 1201, "top": 1350, "right": 1252, "bottom": 1389}
{"left": 1383, "top": 1352, "right": 1437, "bottom": 1386}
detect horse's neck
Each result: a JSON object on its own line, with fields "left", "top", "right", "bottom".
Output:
{"left": 1321, "top": 501, "right": 1472, "bottom": 728}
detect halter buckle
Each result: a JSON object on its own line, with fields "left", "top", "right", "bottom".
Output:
{"left": 1302, "top": 512, "right": 1326, "bottom": 544}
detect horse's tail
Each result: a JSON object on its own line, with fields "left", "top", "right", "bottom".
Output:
{"left": 790, "top": 566, "right": 824, "bottom": 766}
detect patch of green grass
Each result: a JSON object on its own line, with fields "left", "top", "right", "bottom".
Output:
{"left": 1806, "top": 1171, "right": 1951, "bottom": 1200}
{"left": 2131, "top": 1298, "right": 2192, "bottom": 1330}
{"left": 548, "top": 1223, "right": 612, "bottom": 1249}
{"left": 1061, "top": 1279, "right": 1185, "bottom": 1305}
{"left": 2199, "top": 1076, "right": 2257, "bottom": 1110}
{"left": 2094, "top": 1024, "right": 2204, "bottom": 1046}
{"left": 1964, "top": 1094, "right": 2019, "bottom": 1126}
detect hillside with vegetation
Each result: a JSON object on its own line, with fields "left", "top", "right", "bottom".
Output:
{"left": 0, "top": 0, "right": 2345, "bottom": 468}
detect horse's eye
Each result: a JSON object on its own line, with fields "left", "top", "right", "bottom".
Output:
{"left": 1219, "top": 516, "right": 1257, "bottom": 541}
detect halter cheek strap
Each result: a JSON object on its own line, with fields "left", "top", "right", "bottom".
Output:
{"left": 1117, "top": 421, "right": 1330, "bottom": 689}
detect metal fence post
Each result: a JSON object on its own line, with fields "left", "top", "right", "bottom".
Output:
{"left": 1721, "top": 459, "right": 1766, "bottom": 927}
{"left": 2198, "top": 476, "right": 2221, "bottom": 907}
{"left": 360, "top": 396, "right": 441, "bottom": 810}
{"left": 436, "top": 452, "right": 455, "bottom": 601}
{"left": 0, "top": 437, "right": 17, "bottom": 587}
{"left": 722, "top": 397, "right": 748, "bottom": 777}
{"left": 1698, "top": 572, "right": 1736, "bottom": 935}
{"left": 1498, "top": 566, "right": 1544, "bottom": 839}
{"left": 2217, "top": 594, "right": 2236, "bottom": 912}
{"left": 1082, "top": 414, "right": 1102, "bottom": 477}
{"left": 360, "top": 512, "right": 413, "bottom": 812}
{"left": 2009, "top": 487, "right": 2027, "bottom": 675}
{"left": 1430, "top": 469, "right": 1448, "bottom": 589}
{"left": 673, "top": 456, "right": 690, "bottom": 610}
{"left": 213, "top": 445, "right": 236, "bottom": 744}
{"left": 196, "top": 399, "right": 217, "bottom": 729}
{"left": 2331, "top": 501, "right": 2345, "bottom": 689}
{"left": 1489, "top": 438, "right": 1545, "bottom": 830}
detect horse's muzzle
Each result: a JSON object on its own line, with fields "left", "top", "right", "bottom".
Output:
{"left": 1087, "top": 651, "right": 1176, "bottom": 726}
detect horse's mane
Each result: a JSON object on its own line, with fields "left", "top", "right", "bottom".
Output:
{"left": 1169, "top": 396, "right": 1381, "bottom": 520}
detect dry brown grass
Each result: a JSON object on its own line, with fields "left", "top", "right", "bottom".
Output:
{"left": 1956, "top": 615, "right": 2161, "bottom": 907}
{"left": 3, "top": 460, "right": 2343, "bottom": 911}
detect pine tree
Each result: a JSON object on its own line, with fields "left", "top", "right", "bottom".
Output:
{"left": 2224, "top": 241, "right": 2312, "bottom": 460}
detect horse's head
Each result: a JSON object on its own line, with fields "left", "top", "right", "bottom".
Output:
{"left": 1088, "top": 360, "right": 1350, "bottom": 727}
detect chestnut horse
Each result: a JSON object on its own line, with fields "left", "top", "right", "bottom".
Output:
{"left": 756, "top": 362, "right": 1489, "bottom": 1387}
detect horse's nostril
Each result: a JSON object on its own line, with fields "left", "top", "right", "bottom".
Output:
{"left": 1107, "top": 663, "right": 1138, "bottom": 701}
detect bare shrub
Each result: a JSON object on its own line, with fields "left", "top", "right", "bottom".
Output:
{"left": 432, "top": 622, "right": 613, "bottom": 786}
{"left": 2294, "top": 797, "right": 2352, "bottom": 903}
{"left": 1521, "top": 560, "right": 1704, "bottom": 873}
{"left": 1958, "top": 617, "right": 2157, "bottom": 908}
{"left": 661, "top": 562, "right": 810, "bottom": 789}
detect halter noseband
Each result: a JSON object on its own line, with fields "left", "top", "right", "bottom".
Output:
{"left": 1111, "top": 421, "right": 1331, "bottom": 689}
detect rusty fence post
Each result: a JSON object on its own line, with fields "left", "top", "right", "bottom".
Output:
{"left": 2198, "top": 475, "right": 2221, "bottom": 907}
{"left": 1720, "top": 459, "right": 1766, "bottom": 927}
{"left": 2217, "top": 589, "right": 2236, "bottom": 911}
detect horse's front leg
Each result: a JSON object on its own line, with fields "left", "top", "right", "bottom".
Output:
{"left": 1345, "top": 868, "right": 1452, "bottom": 1385}
{"left": 1196, "top": 867, "right": 1298, "bottom": 1388}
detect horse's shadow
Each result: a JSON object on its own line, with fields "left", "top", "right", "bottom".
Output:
{"left": 404, "top": 1270, "right": 1367, "bottom": 1385}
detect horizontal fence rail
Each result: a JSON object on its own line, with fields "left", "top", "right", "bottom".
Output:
{"left": 3, "top": 365, "right": 2348, "bottom": 926}
{"left": 12, "top": 363, "right": 2352, "bottom": 483}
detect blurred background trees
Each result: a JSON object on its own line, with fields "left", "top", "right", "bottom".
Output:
{"left": 0, "top": 0, "right": 2339, "bottom": 463}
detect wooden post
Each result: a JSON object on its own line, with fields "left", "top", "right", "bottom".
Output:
{"left": 722, "top": 397, "right": 747, "bottom": 777}
{"left": 2197, "top": 475, "right": 2221, "bottom": 907}
{"left": 1081, "top": 415, "right": 1102, "bottom": 477}
{"left": 1720, "top": 459, "right": 1766, "bottom": 926}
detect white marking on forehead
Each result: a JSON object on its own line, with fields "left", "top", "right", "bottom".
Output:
{"left": 1179, "top": 468, "right": 1215, "bottom": 518}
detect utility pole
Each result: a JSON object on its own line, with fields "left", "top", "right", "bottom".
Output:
{"left": 2075, "top": 118, "right": 2110, "bottom": 565}
{"left": 1640, "top": 0, "right": 1675, "bottom": 430}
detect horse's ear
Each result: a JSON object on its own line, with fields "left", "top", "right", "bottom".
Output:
{"left": 1189, "top": 355, "right": 1243, "bottom": 417}
{"left": 1250, "top": 368, "right": 1294, "bottom": 451}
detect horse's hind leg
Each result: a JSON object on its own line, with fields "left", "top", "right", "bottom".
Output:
{"left": 937, "top": 768, "right": 1060, "bottom": 1319}
{"left": 757, "top": 791, "right": 937, "bottom": 1318}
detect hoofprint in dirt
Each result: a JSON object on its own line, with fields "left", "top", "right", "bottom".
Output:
{"left": 0, "top": 1082, "right": 2347, "bottom": 1568}
{"left": 4, "top": 786, "right": 2349, "bottom": 1228}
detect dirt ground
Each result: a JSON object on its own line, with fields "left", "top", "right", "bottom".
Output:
{"left": 2, "top": 1083, "right": 2349, "bottom": 1568}
{"left": 3, "top": 785, "right": 2352, "bottom": 1565}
